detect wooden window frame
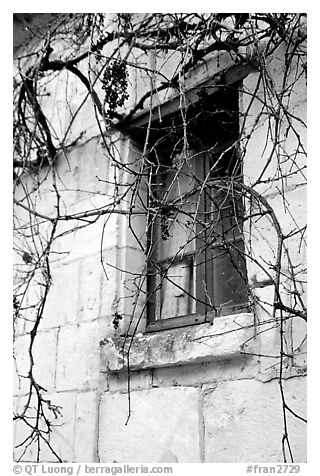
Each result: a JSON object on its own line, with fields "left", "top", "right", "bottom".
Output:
{"left": 146, "top": 148, "right": 249, "bottom": 333}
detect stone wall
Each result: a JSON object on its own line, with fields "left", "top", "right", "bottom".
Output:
{"left": 13, "top": 24, "right": 307, "bottom": 463}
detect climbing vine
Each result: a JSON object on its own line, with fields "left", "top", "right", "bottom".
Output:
{"left": 13, "top": 13, "right": 307, "bottom": 463}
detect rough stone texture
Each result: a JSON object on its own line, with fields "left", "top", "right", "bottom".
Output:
{"left": 98, "top": 387, "right": 200, "bottom": 463}
{"left": 101, "top": 313, "right": 256, "bottom": 371}
{"left": 202, "top": 377, "right": 307, "bottom": 463}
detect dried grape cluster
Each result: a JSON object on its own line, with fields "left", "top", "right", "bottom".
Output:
{"left": 102, "top": 60, "right": 129, "bottom": 118}
{"left": 160, "top": 205, "right": 174, "bottom": 240}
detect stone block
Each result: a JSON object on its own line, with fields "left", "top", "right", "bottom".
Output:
{"left": 51, "top": 219, "right": 78, "bottom": 258}
{"left": 14, "top": 394, "right": 62, "bottom": 462}
{"left": 202, "top": 377, "right": 306, "bottom": 462}
{"left": 13, "top": 334, "right": 32, "bottom": 396}
{"left": 117, "top": 247, "right": 147, "bottom": 335}
{"left": 13, "top": 313, "right": 26, "bottom": 337}
{"left": 56, "top": 320, "right": 106, "bottom": 391}
{"left": 54, "top": 150, "right": 78, "bottom": 207}
{"left": 244, "top": 187, "right": 306, "bottom": 291}
{"left": 74, "top": 391, "right": 98, "bottom": 462}
{"left": 98, "top": 387, "right": 200, "bottom": 462}
{"left": 243, "top": 134, "right": 280, "bottom": 197}
{"left": 13, "top": 329, "right": 58, "bottom": 395}
{"left": 45, "top": 391, "right": 77, "bottom": 462}
{"left": 13, "top": 397, "right": 20, "bottom": 459}
{"left": 70, "top": 212, "right": 118, "bottom": 260}
{"left": 32, "top": 329, "right": 59, "bottom": 391}
{"left": 40, "top": 260, "right": 79, "bottom": 329}
{"left": 78, "top": 251, "right": 117, "bottom": 322}
{"left": 20, "top": 272, "right": 49, "bottom": 333}
{"left": 33, "top": 184, "right": 58, "bottom": 219}
{"left": 75, "top": 139, "right": 110, "bottom": 199}
{"left": 100, "top": 249, "right": 119, "bottom": 319}
{"left": 268, "top": 187, "right": 306, "bottom": 241}
{"left": 247, "top": 296, "right": 284, "bottom": 379}
{"left": 108, "top": 369, "right": 152, "bottom": 392}
{"left": 242, "top": 67, "right": 306, "bottom": 196}
{"left": 292, "top": 317, "right": 307, "bottom": 368}
{"left": 43, "top": 69, "right": 100, "bottom": 141}
{"left": 280, "top": 99, "right": 307, "bottom": 190}
{"left": 251, "top": 283, "right": 275, "bottom": 317}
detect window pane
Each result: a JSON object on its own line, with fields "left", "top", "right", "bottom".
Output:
{"left": 159, "top": 257, "right": 195, "bottom": 319}
{"left": 212, "top": 241, "right": 248, "bottom": 308}
{"left": 157, "top": 158, "right": 197, "bottom": 261}
{"left": 208, "top": 186, "right": 244, "bottom": 243}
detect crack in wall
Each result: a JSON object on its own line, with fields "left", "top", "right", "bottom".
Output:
{"left": 198, "top": 386, "right": 206, "bottom": 463}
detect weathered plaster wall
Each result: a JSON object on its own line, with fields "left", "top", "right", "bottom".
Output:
{"left": 13, "top": 31, "right": 306, "bottom": 463}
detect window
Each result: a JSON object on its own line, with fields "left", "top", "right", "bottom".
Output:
{"left": 144, "top": 87, "right": 248, "bottom": 331}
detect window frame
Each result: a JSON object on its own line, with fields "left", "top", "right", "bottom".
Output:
{"left": 122, "top": 62, "right": 255, "bottom": 333}
{"left": 146, "top": 145, "right": 249, "bottom": 333}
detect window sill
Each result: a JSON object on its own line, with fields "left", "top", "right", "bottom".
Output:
{"left": 100, "top": 312, "right": 255, "bottom": 372}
